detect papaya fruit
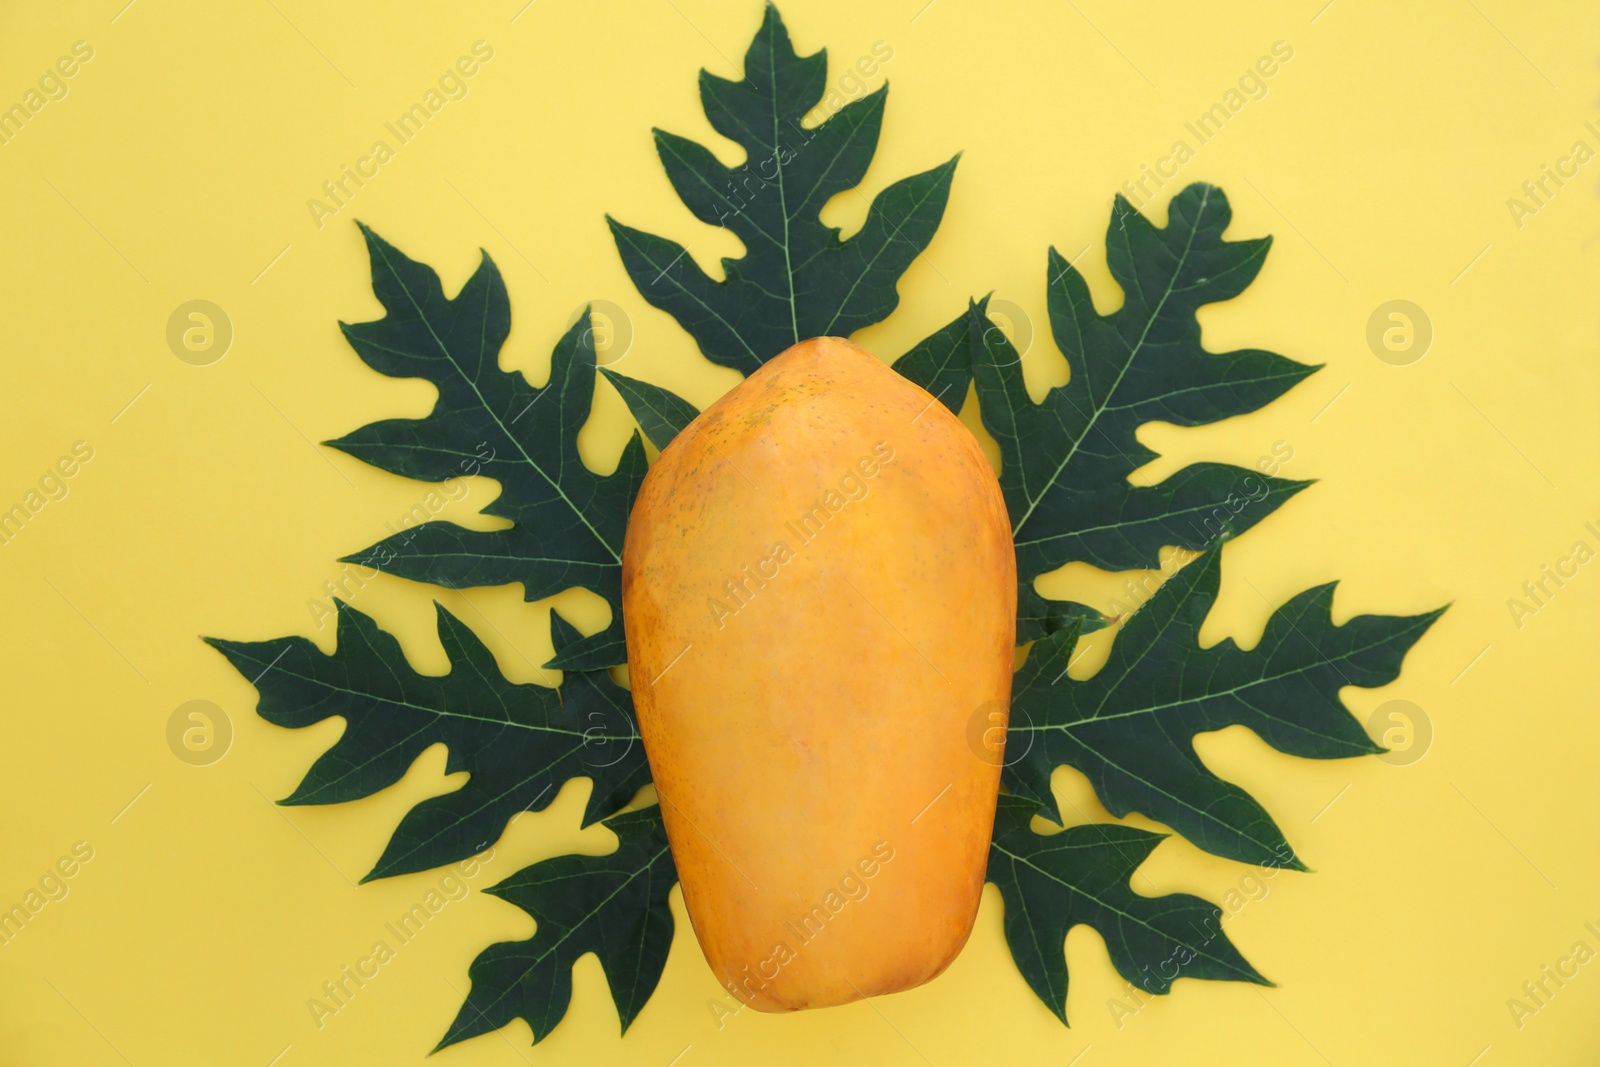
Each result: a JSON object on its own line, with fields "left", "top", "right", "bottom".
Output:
{"left": 621, "top": 336, "right": 1016, "bottom": 1012}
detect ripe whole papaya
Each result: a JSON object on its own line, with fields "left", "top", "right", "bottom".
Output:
{"left": 622, "top": 336, "right": 1016, "bottom": 1011}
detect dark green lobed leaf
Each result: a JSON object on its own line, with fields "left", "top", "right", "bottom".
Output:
{"left": 608, "top": 2, "right": 957, "bottom": 375}
{"left": 889, "top": 298, "right": 980, "bottom": 417}
{"left": 599, "top": 367, "right": 701, "bottom": 452}
{"left": 328, "top": 224, "right": 644, "bottom": 667}
{"left": 206, "top": 601, "right": 651, "bottom": 880}
{"left": 987, "top": 794, "right": 1268, "bottom": 1023}
{"left": 970, "top": 184, "right": 1321, "bottom": 639}
{"left": 1004, "top": 548, "right": 1446, "bottom": 868}
{"left": 438, "top": 806, "right": 677, "bottom": 1051}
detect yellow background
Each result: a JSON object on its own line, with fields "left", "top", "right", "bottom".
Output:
{"left": 0, "top": 0, "right": 1596, "bottom": 1063}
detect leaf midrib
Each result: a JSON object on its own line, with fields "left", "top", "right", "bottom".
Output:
{"left": 767, "top": 29, "right": 800, "bottom": 345}
{"left": 244, "top": 653, "right": 633, "bottom": 740}
{"left": 1070, "top": 600, "right": 1426, "bottom": 731}
{"left": 1010, "top": 478, "right": 1304, "bottom": 551}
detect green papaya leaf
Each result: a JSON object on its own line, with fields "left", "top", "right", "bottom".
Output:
{"left": 889, "top": 300, "right": 978, "bottom": 416}
{"left": 206, "top": 601, "right": 651, "bottom": 880}
{"left": 987, "top": 794, "right": 1267, "bottom": 1023}
{"left": 437, "top": 806, "right": 677, "bottom": 1051}
{"left": 972, "top": 185, "right": 1320, "bottom": 640}
{"left": 599, "top": 367, "right": 700, "bottom": 452}
{"left": 608, "top": 2, "right": 958, "bottom": 375}
{"left": 328, "top": 224, "right": 644, "bottom": 668}
{"left": 1004, "top": 548, "right": 1445, "bottom": 868}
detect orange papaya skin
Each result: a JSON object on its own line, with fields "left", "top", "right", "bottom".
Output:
{"left": 622, "top": 336, "right": 1016, "bottom": 1012}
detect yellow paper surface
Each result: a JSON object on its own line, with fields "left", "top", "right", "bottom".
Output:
{"left": 0, "top": 1, "right": 1595, "bottom": 1063}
